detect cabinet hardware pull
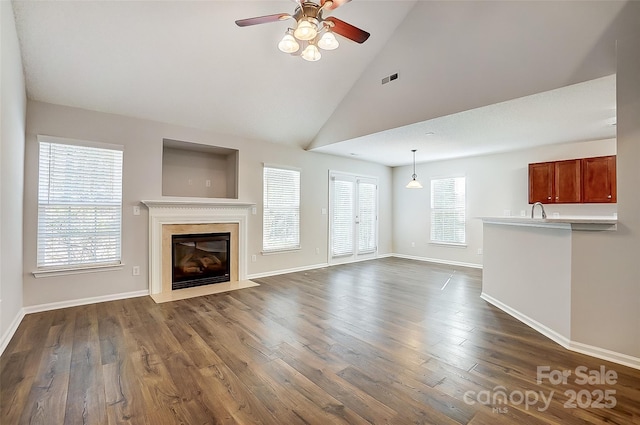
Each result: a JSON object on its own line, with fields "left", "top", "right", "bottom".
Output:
{"left": 547, "top": 196, "right": 551, "bottom": 200}
{"left": 608, "top": 195, "right": 612, "bottom": 199}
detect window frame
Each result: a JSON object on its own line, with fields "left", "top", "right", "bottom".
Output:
{"left": 33, "top": 135, "right": 124, "bottom": 277}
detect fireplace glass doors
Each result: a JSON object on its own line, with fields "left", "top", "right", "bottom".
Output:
{"left": 171, "top": 232, "right": 231, "bottom": 290}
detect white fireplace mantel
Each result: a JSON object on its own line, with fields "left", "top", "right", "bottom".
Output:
{"left": 142, "top": 198, "right": 256, "bottom": 298}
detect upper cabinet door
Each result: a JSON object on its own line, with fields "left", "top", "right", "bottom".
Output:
{"left": 582, "top": 156, "right": 617, "bottom": 203}
{"left": 554, "top": 159, "right": 582, "bottom": 203}
{"left": 529, "top": 162, "right": 554, "bottom": 204}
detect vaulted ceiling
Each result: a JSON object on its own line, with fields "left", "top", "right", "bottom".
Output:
{"left": 11, "top": 1, "right": 640, "bottom": 165}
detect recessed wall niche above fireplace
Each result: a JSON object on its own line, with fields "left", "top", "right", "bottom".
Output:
{"left": 172, "top": 232, "right": 231, "bottom": 290}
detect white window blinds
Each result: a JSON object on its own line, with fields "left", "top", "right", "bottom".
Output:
{"left": 263, "top": 166, "right": 300, "bottom": 252}
{"left": 357, "top": 180, "right": 377, "bottom": 253}
{"left": 430, "top": 177, "right": 466, "bottom": 244}
{"left": 331, "top": 178, "right": 354, "bottom": 257}
{"left": 37, "top": 140, "right": 123, "bottom": 268}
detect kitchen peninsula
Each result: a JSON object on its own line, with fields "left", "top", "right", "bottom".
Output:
{"left": 480, "top": 216, "right": 619, "bottom": 360}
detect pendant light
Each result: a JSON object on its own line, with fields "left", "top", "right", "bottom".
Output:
{"left": 406, "top": 149, "right": 423, "bottom": 189}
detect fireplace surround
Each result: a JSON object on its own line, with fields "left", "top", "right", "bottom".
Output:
{"left": 142, "top": 199, "right": 258, "bottom": 302}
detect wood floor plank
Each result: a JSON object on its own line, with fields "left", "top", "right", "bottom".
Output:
{"left": 63, "top": 304, "right": 108, "bottom": 425}
{"left": 2, "top": 258, "right": 639, "bottom": 424}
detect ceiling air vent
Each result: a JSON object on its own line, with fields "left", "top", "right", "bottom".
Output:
{"left": 381, "top": 72, "right": 399, "bottom": 85}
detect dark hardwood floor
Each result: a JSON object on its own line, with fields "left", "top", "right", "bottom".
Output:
{"left": 2, "top": 258, "right": 639, "bottom": 424}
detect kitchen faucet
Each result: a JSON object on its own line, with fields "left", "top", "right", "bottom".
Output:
{"left": 531, "top": 202, "right": 547, "bottom": 219}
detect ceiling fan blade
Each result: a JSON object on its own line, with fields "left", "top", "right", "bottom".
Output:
{"left": 321, "top": 0, "right": 351, "bottom": 11}
{"left": 325, "top": 17, "right": 370, "bottom": 44}
{"left": 235, "top": 13, "right": 291, "bottom": 27}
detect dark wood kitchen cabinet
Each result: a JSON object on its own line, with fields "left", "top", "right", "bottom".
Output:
{"left": 582, "top": 155, "right": 616, "bottom": 203}
{"left": 528, "top": 162, "right": 554, "bottom": 203}
{"left": 554, "top": 159, "right": 582, "bottom": 203}
{"left": 528, "top": 155, "right": 616, "bottom": 204}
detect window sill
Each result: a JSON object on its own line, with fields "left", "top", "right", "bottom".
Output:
{"left": 429, "top": 242, "right": 467, "bottom": 248}
{"left": 33, "top": 263, "right": 125, "bottom": 278}
{"left": 261, "top": 247, "right": 301, "bottom": 256}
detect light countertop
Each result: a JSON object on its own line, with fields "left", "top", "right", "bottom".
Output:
{"left": 480, "top": 216, "right": 617, "bottom": 231}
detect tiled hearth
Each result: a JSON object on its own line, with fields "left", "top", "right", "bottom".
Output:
{"left": 142, "top": 199, "right": 258, "bottom": 303}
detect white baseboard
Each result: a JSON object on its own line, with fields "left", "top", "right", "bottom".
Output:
{"left": 0, "top": 308, "right": 26, "bottom": 357}
{"left": 23, "top": 289, "right": 150, "bottom": 314}
{"left": 248, "top": 262, "right": 329, "bottom": 280}
{"left": 247, "top": 253, "right": 400, "bottom": 280}
{"left": 247, "top": 253, "right": 478, "bottom": 281}
{"left": 481, "top": 292, "right": 572, "bottom": 348}
{"left": 393, "top": 253, "right": 483, "bottom": 269}
{"left": 568, "top": 340, "right": 640, "bottom": 370}
{"left": 481, "top": 292, "right": 640, "bottom": 370}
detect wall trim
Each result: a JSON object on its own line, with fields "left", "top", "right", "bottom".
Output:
{"left": 393, "top": 253, "right": 483, "bottom": 269}
{"left": 481, "top": 292, "right": 640, "bottom": 371}
{"left": 567, "top": 340, "right": 640, "bottom": 371}
{"left": 248, "top": 262, "right": 329, "bottom": 280}
{"left": 0, "top": 308, "right": 26, "bottom": 356}
{"left": 248, "top": 253, "right": 401, "bottom": 280}
{"left": 23, "top": 290, "right": 149, "bottom": 314}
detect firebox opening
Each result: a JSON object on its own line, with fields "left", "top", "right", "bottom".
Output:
{"left": 172, "top": 232, "right": 231, "bottom": 290}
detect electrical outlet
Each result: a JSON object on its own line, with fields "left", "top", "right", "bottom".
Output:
{"left": 503, "top": 209, "right": 511, "bottom": 217}
{"left": 315, "top": 247, "right": 320, "bottom": 254}
{"left": 251, "top": 254, "right": 257, "bottom": 262}
{"left": 520, "top": 210, "right": 527, "bottom": 217}
{"left": 321, "top": 208, "right": 327, "bottom": 215}
{"left": 252, "top": 207, "right": 257, "bottom": 215}
{"left": 133, "top": 206, "right": 140, "bottom": 216}
{"left": 477, "top": 249, "right": 483, "bottom": 255}
{"left": 132, "top": 266, "right": 140, "bottom": 276}
{"left": 205, "top": 179, "right": 211, "bottom": 187}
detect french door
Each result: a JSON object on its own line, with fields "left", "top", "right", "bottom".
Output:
{"left": 329, "top": 172, "right": 378, "bottom": 265}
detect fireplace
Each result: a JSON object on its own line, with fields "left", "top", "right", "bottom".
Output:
{"left": 142, "top": 199, "right": 259, "bottom": 303}
{"left": 172, "top": 232, "right": 231, "bottom": 290}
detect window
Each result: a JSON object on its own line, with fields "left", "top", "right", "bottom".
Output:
{"left": 357, "top": 179, "right": 377, "bottom": 253}
{"left": 430, "top": 176, "right": 466, "bottom": 244}
{"left": 329, "top": 172, "right": 377, "bottom": 264}
{"left": 263, "top": 165, "right": 300, "bottom": 252}
{"left": 37, "top": 138, "right": 123, "bottom": 270}
{"left": 331, "top": 177, "right": 354, "bottom": 257}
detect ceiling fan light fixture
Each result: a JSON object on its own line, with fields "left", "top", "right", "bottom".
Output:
{"left": 301, "top": 43, "right": 321, "bottom": 61}
{"left": 406, "top": 149, "right": 423, "bottom": 189}
{"left": 278, "top": 30, "right": 300, "bottom": 53}
{"left": 294, "top": 18, "right": 319, "bottom": 41}
{"left": 318, "top": 31, "right": 339, "bottom": 50}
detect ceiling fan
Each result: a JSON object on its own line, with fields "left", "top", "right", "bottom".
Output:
{"left": 235, "top": 0, "right": 370, "bottom": 62}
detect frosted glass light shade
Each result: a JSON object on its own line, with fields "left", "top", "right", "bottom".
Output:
{"left": 294, "top": 19, "right": 318, "bottom": 41}
{"left": 301, "top": 44, "right": 321, "bottom": 61}
{"left": 318, "top": 32, "right": 339, "bottom": 50}
{"left": 278, "top": 32, "right": 300, "bottom": 53}
{"left": 406, "top": 178, "right": 423, "bottom": 189}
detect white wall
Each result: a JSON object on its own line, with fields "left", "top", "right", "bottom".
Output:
{"left": 0, "top": 1, "right": 27, "bottom": 344}
{"left": 23, "top": 101, "right": 393, "bottom": 307}
{"left": 393, "top": 139, "right": 617, "bottom": 267}
{"left": 569, "top": 36, "right": 640, "bottom": 359}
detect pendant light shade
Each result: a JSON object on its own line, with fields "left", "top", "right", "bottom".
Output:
{"left": 301, "top": 44, "right": 321, "bottom": 61}
{"left": 406, "top": 149, "right": 423, "bottom": 189}
{"left": 318, "top": 31, "right": 339, "bottom": 50}
{"left": 278, "top": 29, "right": 300, "bottom": 54}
